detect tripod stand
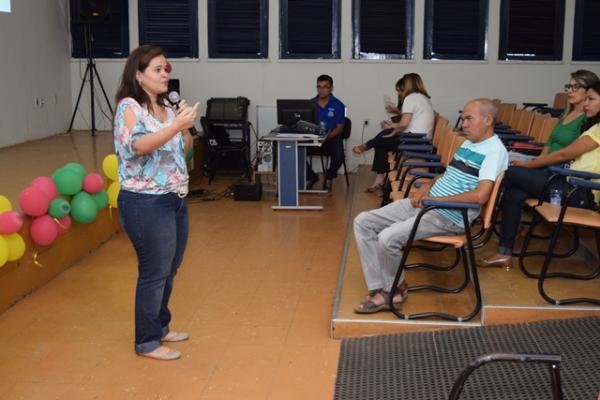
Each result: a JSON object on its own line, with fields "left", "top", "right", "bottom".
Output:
{"left": 68, "top": 24, "right": 113, "bottom": 136}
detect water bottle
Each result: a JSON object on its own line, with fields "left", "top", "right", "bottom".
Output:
{"left": 549, "top": 189, "right": 562, "bottom": 207}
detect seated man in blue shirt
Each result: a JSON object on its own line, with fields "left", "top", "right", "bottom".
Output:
{"left": 353, "top": 98, "right": 508, "bottom": 313}
{"left": 307, "top": 74, "right": 346, "bottom": 191}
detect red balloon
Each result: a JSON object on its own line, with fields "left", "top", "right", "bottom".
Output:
{"left": 0, "top": 211, "right": 23, "bottom": 234}
{"left": 82, "top": 173, "right": 104, "bottom": 194}
{"left": 55, "top": 215, "right": 72, "bottom": 235}
{"left": 30, "top": 215, "right": 59, "bottom": 246}
{"left": 18, "top": 186, "right": 51, "bottom": 217}
{"left": 31, "top": 176, "right": 58, "bottom": 200}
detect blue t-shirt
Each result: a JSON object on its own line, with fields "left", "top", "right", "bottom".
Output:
{"left": 428, "top": 135, "right": 508, "bottom": 226}
{"left": 312, "top": 95, "right": 346, "bottom": 131}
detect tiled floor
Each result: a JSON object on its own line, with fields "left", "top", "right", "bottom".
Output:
{"left": 0, "top": 131, "right": 352, "bottom": 399}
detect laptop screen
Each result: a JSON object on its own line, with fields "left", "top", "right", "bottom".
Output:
{"left": 276, "top": 99, "right": 317, "bottom": 126}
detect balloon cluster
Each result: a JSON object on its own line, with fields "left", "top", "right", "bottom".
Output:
{"left": 0, "top": 195, "right": 25, "bottom": 267}
{"left": 18, "top": 162, "right": 110, "bottom": 247}
{"left": 102, "top": 154, "right": 120, "bottom": 209}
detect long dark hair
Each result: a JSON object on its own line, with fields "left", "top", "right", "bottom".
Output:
{"left": 115, "top": 45, "right": 168, "bottom": 113}
{"left": 581, "top": 81, "right": 600, "bottom": 132}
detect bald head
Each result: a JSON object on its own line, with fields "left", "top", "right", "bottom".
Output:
{"left": 468, "top": 98, "right": 498, "bottom": 121}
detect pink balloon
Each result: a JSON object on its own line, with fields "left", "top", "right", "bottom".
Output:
{"left": 18, "top": 186, "right": 51, "bottom": 217}
{"left": 82, "top": 173, "right": 104, "bottom": 194}
{"left": 31, "top": 176, "right": 58, "bottom": 200}
{"left": 30, "top": 215, "right": 59, "bottom": 246}
{"left": 55, "top": 215, "right": 72, "bottom": 235}
{"left": 0, "top": 211, "right": 23, "bottom": 234}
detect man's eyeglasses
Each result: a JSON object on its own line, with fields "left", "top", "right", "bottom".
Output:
{"left": 564, "top": 83, "right": 584, "bottom": 92}
{"left": 317, "top": 85, "right": 331, "bottom": 89}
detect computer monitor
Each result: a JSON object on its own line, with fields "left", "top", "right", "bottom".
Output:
{"left": 276, "top": 99, "right": 317, "bottom": 126}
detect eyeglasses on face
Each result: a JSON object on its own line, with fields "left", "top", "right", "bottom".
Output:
{"left": 564, "top": 83, "right": 584, "bottom": 92}
{"left": 317, "top": 85, "right": 331, "bottom": 89}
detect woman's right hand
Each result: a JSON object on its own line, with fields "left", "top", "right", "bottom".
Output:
{"left": 175, "top": 101, "right": 200, "bottom": 131}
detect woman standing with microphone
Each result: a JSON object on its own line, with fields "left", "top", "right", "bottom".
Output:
{"left": 113, "top": 45, "right": 198, "bottom": 360}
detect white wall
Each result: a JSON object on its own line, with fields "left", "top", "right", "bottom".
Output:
{"left": 0, "top": 0, "right": 595, "bottom": 175}
{"left": 0, "top": 0, "right": 71, "bottom": 148}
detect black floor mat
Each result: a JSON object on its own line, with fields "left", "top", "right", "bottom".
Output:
{"left": 335, "top": 317, "right": 600, "bottom": 400}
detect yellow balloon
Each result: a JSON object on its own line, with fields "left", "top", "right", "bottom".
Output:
{"left": 107, "top": 181, "right": 120, "bottom": 208}
{"left": 0, "top": 195, "right": 12, "bottom": 213}
{"left": 0, "top": 236, "right": 8, "bottom": 267}
{"left": 4, "top": 233, "right": 25, "bottom": 262}
{"left": 102, "top": 154, "right": 119, "bottom": 181}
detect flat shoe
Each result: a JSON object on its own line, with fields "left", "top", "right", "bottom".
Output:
{"left": 161, "top": 331, "right": 190, "bottom": 342}
{"left": 354, "top": 298, "right": 390, "bottom": 314}
{"left": 477, "top": 253, "right": 512, "bottom": 269}
{"left": 137, "top": 348, "right": 181, "bottom": 361}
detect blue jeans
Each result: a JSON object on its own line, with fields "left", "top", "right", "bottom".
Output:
{"left": 117, "top": 190, "right": 189, "bottom": 354}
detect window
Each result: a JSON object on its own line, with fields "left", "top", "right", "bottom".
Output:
{"left": 352, "top": 0, "right": 414, "bottom": 60}
{"left": 499, "top": 0, "right": 565, "bottom": 61}
{"left": 573, "top": 0, "right": 600, "bottom": 61}
{"left": 70, "top": 0, "right": 129, "bottom": 58}
{"left": 280, "top": 0, "right": 341, "bottom": 59}
{"left": 208, "top": 0, "right": 268, "bottom": 59}
{"left": 139, "top": 0, "right": 198, "bottom": 58}
{"left": 0, "top": 0, "right": 10, "bottom": 13}
{"left": 424, "top": 0, "right": 488, "bottom": 60}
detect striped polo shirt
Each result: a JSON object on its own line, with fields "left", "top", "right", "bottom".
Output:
{"left": 429, "top": 135, "right": 508, "bottom": 226}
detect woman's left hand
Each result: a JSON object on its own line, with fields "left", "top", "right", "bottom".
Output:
{"left": 510, "top": 158, "right": 530, "bottom": 167}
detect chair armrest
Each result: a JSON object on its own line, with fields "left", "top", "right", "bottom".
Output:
{"left": 568, "top": 178, "right": 600, "bottom": 191}
{"left": 522, "top": 102, "right": 548, "bottom": 108}
{"left": 401, "top": 161, "right": 444, "bottom": 169}
{"left": 398, "top": 138, "right": 432, "bottom": 144}
{"left": 408, "top": 171, "right": 438, "bottom": 179}
{"left": 402, "top": 151, "right": 441, "bottom": 161}
{"left": 548, "top": 166, "right": 600, "bottom": 180}
{"left": 397, "top": 144, "right": 434, "bottom": 152}
{"left": 397, "top": 132, "right": 427, "bottom": 139}
{"left": 422, "top": 199, "right": 481, "bottom": 209}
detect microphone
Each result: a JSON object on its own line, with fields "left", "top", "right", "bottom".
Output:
{"left": 168, "top": 91, "right": 198, "bottom": 136}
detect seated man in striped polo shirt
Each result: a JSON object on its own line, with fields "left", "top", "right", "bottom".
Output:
{"left": 353, "top": 98, "right": 508, "bottom": 314}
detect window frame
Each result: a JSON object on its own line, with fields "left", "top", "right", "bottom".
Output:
{"left": 207, "top": 0, "right": 268, "bottom": 59}
{"left": 423, "top": 0, "right": 488, "bottom": 60}
{"left": 279, "top": 0, "right": 341, "bottom": 60}
{"left": 70, "top": 0, "right": 129, "bottom": 59}
{"left": 572, "top": 0, "right": 600, "bottom": 61}
{"left": 351, "top": 0, "right": 414, "bottom": 60}
{"left": 138, "top": 0, "right": 199, "bottom": 59}
{"left": 498, "top": 0, "right": 565, "bottom": 61}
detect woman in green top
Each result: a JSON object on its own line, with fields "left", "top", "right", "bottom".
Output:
{"left": 478, "top": 70, "right": 599, "bottom": 269}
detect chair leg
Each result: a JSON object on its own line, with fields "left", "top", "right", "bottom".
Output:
{"left": 342, "top": 157, "right": 349, "bottom": 187}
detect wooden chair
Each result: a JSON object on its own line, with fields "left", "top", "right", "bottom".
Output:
{"left": 388, "top": 173, "right": 505, "bottom": 321}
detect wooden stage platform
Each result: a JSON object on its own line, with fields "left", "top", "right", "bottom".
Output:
{"left": 331, "top": 166, "right": 600, "bottom": 339}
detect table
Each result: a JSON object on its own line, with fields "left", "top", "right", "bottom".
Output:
{"left": 261, "top": 133, "right": 327, "bottom": 210}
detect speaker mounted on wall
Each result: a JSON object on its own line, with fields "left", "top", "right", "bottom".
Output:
{"left": 72, "top": 0, "right": 111, "bottom": 24}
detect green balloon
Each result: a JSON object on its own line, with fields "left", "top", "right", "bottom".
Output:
{"left": 70, "top": 192, "right": 97, "bottom": 224}
{"left": 91, "top": 190, "right": 108, "bottom": 210}
{"left": 48, "top": 197, "right": 71, "bottom": 218}
{"left": 185, "top": 150, "right": 194, "bottom": 161}
{"left": 53, "top": 168, "right": 83, "bottom": 196}
{"left": 64, "top": 162, "right": 88, "bottom": 179}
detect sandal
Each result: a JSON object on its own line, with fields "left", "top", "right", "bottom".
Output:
{"left": 354, "top": 282, "right": 409, "bottom": 314}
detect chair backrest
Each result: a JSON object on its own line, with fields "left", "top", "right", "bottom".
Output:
{"left": 553, "top": 92, "right": 568, "bottom": 109}
{"left": 342, "top": 117, "right": 351, "bottom": 139}
{"left": 481, "top": 173, "right": 505, "bottom": 229}
{"left": 499, "top": 103, "right": 516, "bottom": 125}
{"left": 537, "top": 117, "right": 559, "bottom": 143}
{"left": 441, "top": 128, "right": 460, "bottom": 166}
{"left": 528, "top": 112, "right": 548, "bottom": 139}
{"left": 508, "top": 109, "right": 523, "bottom": 129}
{"left": 517, "top": 109, "right": 535, "bottom": 135}
{"left": 432, "top": 116, "right": 449, "bottom": 148}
